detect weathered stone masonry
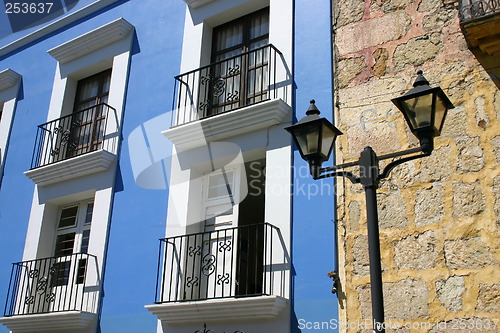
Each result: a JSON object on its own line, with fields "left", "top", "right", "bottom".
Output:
{"left": 333, "top": 0, "right": 499, "bottom": 331}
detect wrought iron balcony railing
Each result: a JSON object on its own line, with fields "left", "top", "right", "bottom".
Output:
{"left": 459, "top": 0, "right": 500, "bottom": 22}
{"left": 30, "top": 103, "right": 117, "bottom": 169}
{"left": 155, "top": 223, "right": 287, "bottom": 303}
{"left": 171, "top": 44, "right": 288, "bottom": 127}
{"left": 4, "top": 253, "right": 99, "bottom": 316}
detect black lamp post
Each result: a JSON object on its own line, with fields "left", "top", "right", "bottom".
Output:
{"left": 285, "top": 70, "right": 454, "bottom": 333}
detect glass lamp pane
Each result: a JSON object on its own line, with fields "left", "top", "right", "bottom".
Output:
{"left": 433, "top": 96, "right": 447, "bottom": 133}
{"left": 402, "top": 93, "right": 433, "bottom": 129}
{"left": 306, "top": 130, "right": 320, "bottom": 155}
{"left": 320, "top": 123, "right": 336, "bottom": 158}
{"left": 294, "top": 123, "right": 321, "bottom": 156}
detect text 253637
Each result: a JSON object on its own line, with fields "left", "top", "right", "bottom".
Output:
{"left": 5, "top": 2, "right": 54, "bottom": 14}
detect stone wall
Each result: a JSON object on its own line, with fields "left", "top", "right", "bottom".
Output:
{"left": 333, "top": 0, "right": 500, "bottom": 331}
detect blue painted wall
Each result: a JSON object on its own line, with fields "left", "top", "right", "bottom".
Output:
{"left": 292, "top": 0, "right": 339, "bottom": 332}
{"left": 1, "top": 0, "right": 341, "bottom": 332}
{"left": 0, "top": 1, "right": 185, "bottom": 332}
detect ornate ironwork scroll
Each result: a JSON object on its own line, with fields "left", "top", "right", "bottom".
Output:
{"left": 201, "top": 253, "right": 216, "bottom": 276}
{"left": 24, "top": 267, "right": 57, "bottom": 305}
{"left": 459, "top": 0, "right": 500, "bottom": 21}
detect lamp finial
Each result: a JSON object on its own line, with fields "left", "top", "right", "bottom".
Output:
{"left": 413, "top": 69, "right": 429, "bottom": 87}
{"left": 306, "top": 99, "right": 321, "bottom": 115}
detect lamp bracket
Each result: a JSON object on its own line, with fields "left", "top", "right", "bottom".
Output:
{"left": 314, "top": 145, "right": 430, "bottom": 184}
{"left": 378, "top": 150, "right": 430, "bottom": 180}
{"left": 316, "top": 171, "right": 359, "bottom": 184}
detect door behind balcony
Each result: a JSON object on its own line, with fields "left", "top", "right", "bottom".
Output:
{"left": 66, "top": 69, "right": 111, "bottom": 158}
{"left": 207, "top": 8, "right": 269, "bottom": 116}
{"left": 179, "top": 160, "right": 266, "bottom": 301}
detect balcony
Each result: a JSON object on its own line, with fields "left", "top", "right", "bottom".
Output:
{"left": 146, "top": 223, "right": 288, "bottom": 323}
{"left": 24, "top": 103, "right": 119, "bottom": 186}
{"left": 458, "top": 0, "right": 500, "bottom": 87}
{"left": 164, "top": 44, "right": 292, "bottom": 150}
{"left": 0, "top": 253, "right": 100, "bottom": 332}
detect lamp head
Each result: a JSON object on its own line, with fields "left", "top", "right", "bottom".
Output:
{"left": 285, "top": 100, "right": 342, "bottom": 175}
{"left": 391, "top": 70, "right": 454, "bottom": 153}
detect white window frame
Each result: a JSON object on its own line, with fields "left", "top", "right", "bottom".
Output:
{"left": 202, "top": 165, "right": 245, "bottom": 231}
{"left": 54, "top": 200, "right": 94, "bottom": 255}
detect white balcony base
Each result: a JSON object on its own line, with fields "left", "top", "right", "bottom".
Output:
{"left": 163, "top": 99, "right": 292, "bottom": 150}
{"left": 145, "top": 295, "right": 288, "bottom": 324}
{"left": 0, "top": 311, "right": 96, "bottom": 332}
{"left": 24, "top": 150, "right": 116, "bottom": 186}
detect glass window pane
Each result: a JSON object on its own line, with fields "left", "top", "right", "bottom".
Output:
{"left": 208, "top": 171, "right": 234, "bottom": 199}
{"left": 249, "top": 13, "right": 269, "bottom": 40}
{"left": 102, "top": 73, "right": 111, "bottom": 94}
{"left": 75, "top": 76, "right": 100, "bottom": 102}
{"left": 74, "top": 69, "right": 112, "bottom": 109}
{"left": 58, "top": 206, "right": 78, "bottom": 228}
{"left": 50, "top": 261, "right": 71, "bottom": 287}
{"left": 85, "top": 202, "right": 94, "bottom": 224}
{"left": 81, "top": 230, "right": 90, "bottom": 254}
{"left": 76, "top": 258, "right": 87, "bottom": 284}
{"left": 54, "top": 232, "right": 75, "bottom": 257}
{"left": 213, "top": 8, "right": 268, "bottom": 57}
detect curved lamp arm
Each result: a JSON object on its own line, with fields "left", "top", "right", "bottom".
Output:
{"left": 378, "top": 151, "right": 431, "bottom": 181}
{"left": 315, "top": 171, "right": 360, "bottom": 184}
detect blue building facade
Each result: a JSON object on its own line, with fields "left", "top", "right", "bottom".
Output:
{"left": 0, "top": 1, "right": 338, "bottom": 332}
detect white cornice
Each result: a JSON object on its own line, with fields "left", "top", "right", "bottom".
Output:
{"left": 0, "top": 0, "right": 120, "bottom": 58}
{"left": 145, "top": 295, "right": 288, "bottom": 323}
{"left": 0, "top": 311, "right": 96, "bottom": 331}
{"left": 0, "top": 69, "right": 21, "bottom": 91}
{"left": 183, "top": 0, "right": 216, "bottom": 8}
{"left": 162, "top": 99, "right": 292, "bottom": 151}
{"left": 48, "top": 18, "right": 134, "bottom": 64}
{"left": 24, "top": 150, "right": 116, "bottom": 186}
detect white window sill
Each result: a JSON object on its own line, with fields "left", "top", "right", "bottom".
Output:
{"left": 24, "top": 150, "right": 116, "bottom": 186}
{"left": 145, "top": 295, "right": 288, "bottom": 324}
{"left": 0, "top": 311, "right": 97, "bottom": 332}
{"left": 162, "top": 98, "right": 292, "bottom": 151}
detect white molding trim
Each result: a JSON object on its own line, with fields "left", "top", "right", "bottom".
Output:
{"left": 24, "top": 150, "right": 116, "bottom": 186}
{"left": 0, "top": 0, "right": 120, "bottom": 58}
{"left": 145, "top": 295, "right": 288, "bottom": 323}
{"left": 182, "top": 0, "right": 216, "bottom": 8}
{"left": 162, "top": 99, "right": 292, "bottom": 150}
{"left": 48, "top": 18, "right": 134, "bottom": 64}
{"left": 0, "top": 311, "right": 97, "bottom": 331}
{"left": 0, "top": 69, "right": 21, "bottom": 91}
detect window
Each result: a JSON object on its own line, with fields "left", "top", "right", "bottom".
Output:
{"left": 203, "top": 169, "right": 237, "bottom": 229}
{"left": 67, "top": 69, "right": 112, "bottom": 158}
{"left": 51, "top": 201, "right": 93, "bottom": 287}
{"left": 212, "top": 8, "right": 269, "bottom": 62}
{"left": 25, "top": 18, "right": 133, "bottom": 174}
{"left": 208, "top": 8, "right": 270, "bottom": 115}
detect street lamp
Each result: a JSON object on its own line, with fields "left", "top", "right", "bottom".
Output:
{"left": 285, "top": 70, "right": 454, "bottom": 333}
